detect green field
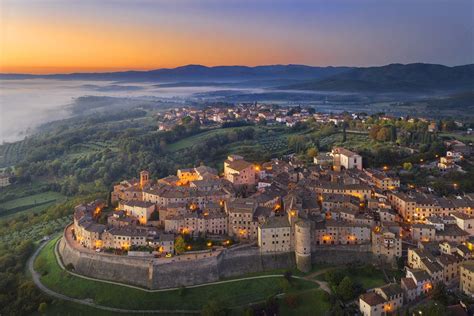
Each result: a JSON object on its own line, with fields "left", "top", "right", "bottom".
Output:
{"left": 0, "top": 215, "right": 71, "bottom": 244}
{"left": 439, "top": 132, "right": 474, "bottom": 143}
{"left": 319, "top": 132, "right": 373, "bottom": 151}
{"left": 0, "top": 140, "right": 29, "bottom": 167}
{"left": 35, "top": 237, "right": 324, "bottom": 313}
{"left": 0, "top": 191, "right": 66, "bottom": 218}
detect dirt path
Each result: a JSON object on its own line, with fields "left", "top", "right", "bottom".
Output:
{"left": 300, "top": 267, "right": 333, "bottom": 294}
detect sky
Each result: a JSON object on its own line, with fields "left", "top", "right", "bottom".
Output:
{"left": 1, "top": 0, "right": 473, "bottom": 74}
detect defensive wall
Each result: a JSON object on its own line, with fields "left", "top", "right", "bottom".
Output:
{"left": 58, "top": 225, "right": 374, "bottom": 289}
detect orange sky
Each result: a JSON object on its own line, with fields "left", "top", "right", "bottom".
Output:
{"left": 1, "top": 0, "right": 472, "bottom": 74}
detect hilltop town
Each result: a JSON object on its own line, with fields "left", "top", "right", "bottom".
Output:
{"left": 68, "top": 144, "right": 474, "bottom": 315}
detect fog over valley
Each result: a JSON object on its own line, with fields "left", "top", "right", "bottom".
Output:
{"left": 0, "top": 79, "right": 265, "bottom": 143}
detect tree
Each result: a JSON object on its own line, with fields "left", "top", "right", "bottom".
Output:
{"left": 306, "top": 147, "right": 318, "bottom": 159}
{"left": 324, "top": 270, "right": 345, "bottom": 287}
{"left": 38, "top": 302, "right": 47, "bottom": 314}
{"left": 390, "top": 126, "right": 397, "bottom": 142}
{"left": 174, "top": 236, "right": 186, "bottom": 254}
{"left": 342, "top": 125, "right": 347, "bottom": 142}
{"left": 149, "top": 210, "right": 159, "bottom": 221}
{"left": 337, "top": 276, "right": 355, "bottom": 301}
{"left": 431, "top": 282, "right": 448, "bottom": 305}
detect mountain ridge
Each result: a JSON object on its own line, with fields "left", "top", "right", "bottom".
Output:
{"left": 281, "top": 63, "right": 474, "bottom": 92}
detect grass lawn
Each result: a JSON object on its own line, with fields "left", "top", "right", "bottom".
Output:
{"left": 35, "top": 237, "right": 319, "bottom": 311}
{"left": 314, "top": 265, "right": 386, "bottom": 290}
{"left": 278, "top": 289, "right": 331, "bottom": 316}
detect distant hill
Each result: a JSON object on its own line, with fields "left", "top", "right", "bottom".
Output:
{"left": 0, "top": 64, "right": 351, "bottom": 82}
{"left": 409, "top": 91, "right": 474, "bottom": 110}
{"left": 282, "top": 63, "right": 474, "bottom": 92}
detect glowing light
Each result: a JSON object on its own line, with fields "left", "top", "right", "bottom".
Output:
{"left": 207, "top": 242, "right": 212, "bottom": 247}
{"left": 322, "top": 235, "right": 331, "bottom": 241}
{"left": 94, "top": 207, "right": 101, "bottom": 216}
{"left": 186, "top": 245, "right": 192, "bottom": 250}
{"left": 383, "top": 166, "right": 389, "bottom": 171}
{"left": 95, "top": 240, "right": 103, "bottom": 248}
{"left": 255, "top": 165, "right": 261, "bottom": 172}
{"left": 290, "top": 210, "right": 296, "bottom": 217}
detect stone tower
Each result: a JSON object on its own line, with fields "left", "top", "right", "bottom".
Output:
{"left": 140, "top": 170, "right": 150, "bottom": 188}
{"left": 295, "top": 220, "right": 312, "bottom": 273}
{"left": 333, "top": 153, "right": 341, "bottom": 172}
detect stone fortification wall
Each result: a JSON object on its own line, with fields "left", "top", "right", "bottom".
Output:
{"left": 311, "top": 244, "right": 373, "bottom": 265}
{"left": 59, "top": 230, "right": 296, "bottom": 290}
{"left": 59, "top": 228, "right": 374, "bottom": 289}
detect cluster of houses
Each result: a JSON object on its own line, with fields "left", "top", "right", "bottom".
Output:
{"left": 70, "top": 146, "right": 474, "bottom": 314}
{"left": 437, "top": 139, "right": 471, "bottom": 172}
{"left": 157, "top": 103, "right": 354, "bottom": 131}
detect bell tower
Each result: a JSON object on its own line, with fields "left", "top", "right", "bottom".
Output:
{"left": 140, "top": 170, "right": 150, "bottom": 188}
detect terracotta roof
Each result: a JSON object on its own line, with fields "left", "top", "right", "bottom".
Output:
{"left": 360, "top": 292, "right": 385, "bottom": 306}
{"left": 226, "top": 159, "right": 253, "bottom": 172}
{"left": 401, "top": 277, "right": 417, "bottom": 290}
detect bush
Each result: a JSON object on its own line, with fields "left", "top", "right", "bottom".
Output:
{"left": 38, "top": 302, "right": 47, "bottom": 314}
{"left": 65, "top": 263, "right": 75, "bottom": 271}
{"left": 35, "top": 257, "right": 48, "bottom": 276}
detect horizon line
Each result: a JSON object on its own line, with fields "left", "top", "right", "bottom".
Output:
{"left": 1, "top": 62, "right": 472, "bottom": 76}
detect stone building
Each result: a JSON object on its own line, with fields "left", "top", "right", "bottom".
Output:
{"left": 460, "top": 261, "right": 474, "bottom": 296}
{"left": 332, "top": 147, "right": 363, "bottom": 171}
{"left": 223, "top": 155, "right": 256, "bottom": 186}
{"left": 371, "top": 228, "right": 402, "bottom": 262}
{"left": 257, "top": 216, "right": 291, "bottom": 253}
